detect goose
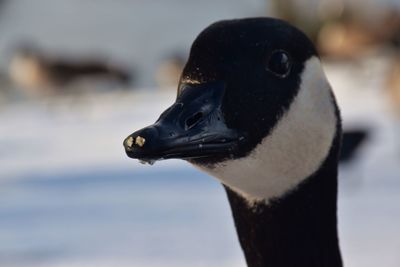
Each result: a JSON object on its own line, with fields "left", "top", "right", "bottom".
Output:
{"left": 124, "top": 17, "right": 343, "bottom": 267}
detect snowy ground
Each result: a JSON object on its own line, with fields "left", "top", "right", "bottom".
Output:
{"left": 1, "top": 56, "right": 400, "bottom": 267}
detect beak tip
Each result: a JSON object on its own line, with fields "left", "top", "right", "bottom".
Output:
{"left": 124, "top": 136, "right": 134, "bottom": 148}
{"left": 135, "top": 136, "right": 146, "bottom": 147}
{"left": 123, "top": 134, "right": 146, "bottom": 149}
{"left": 123, "top": 130, "right": 154, "bottom": 160}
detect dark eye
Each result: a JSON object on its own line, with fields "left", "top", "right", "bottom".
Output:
{"left": 266, "top": 50, "right": 291, "bottom": 78}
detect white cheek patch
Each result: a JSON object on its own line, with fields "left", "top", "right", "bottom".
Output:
{"left": 195, "top": 57, "right": 337, "bottom": 203}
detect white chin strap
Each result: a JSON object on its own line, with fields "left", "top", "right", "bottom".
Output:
{"left": 195, "top": 56, "right": 337, "bottom": 204}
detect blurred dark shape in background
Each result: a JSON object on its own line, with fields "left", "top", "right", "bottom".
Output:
{"left": 8, "top": 43, "right": 134, "bottom": 96}
{"left": 340, "top": 129, "right": 370, "bottom": 163}
{"left": 155, "top": 51, "right": 187, "bottom": 89}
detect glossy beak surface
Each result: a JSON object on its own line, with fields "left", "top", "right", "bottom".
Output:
{"left": 123, "top": 81, "right": 242, "bottom": 163}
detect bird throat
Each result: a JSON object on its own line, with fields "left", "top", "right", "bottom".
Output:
{"left": 224, "top": 133, "right": 343, "bottom": 267}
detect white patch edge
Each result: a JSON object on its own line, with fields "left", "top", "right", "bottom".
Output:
{"left": 195, "top": 57, "right": 337, "bottom": 204}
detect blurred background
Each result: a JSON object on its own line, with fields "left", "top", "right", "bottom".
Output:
{"left": 0, "top": 0, "right": 399, "bottom": 266}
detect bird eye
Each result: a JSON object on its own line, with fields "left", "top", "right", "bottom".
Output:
{"left": 266, "top": 50, "right": 291, "bottom": 78}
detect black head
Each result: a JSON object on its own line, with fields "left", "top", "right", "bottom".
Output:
{"left": 123, "top": 19, "right": 342, "bottom": 265}
{"left": 124, "top": 18, "right": 329, "bottom": 168}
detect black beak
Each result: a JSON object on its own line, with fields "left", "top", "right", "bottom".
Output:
{"left": 123, "top": 81, "right": 242, "bottom": 163}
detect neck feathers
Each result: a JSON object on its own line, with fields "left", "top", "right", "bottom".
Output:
{"left": 224, "top": 129, "right": 343, "bottom": 267}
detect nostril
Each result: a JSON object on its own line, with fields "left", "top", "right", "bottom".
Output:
{"left": 185, "top": 112, "right": 204, "bottom": 129}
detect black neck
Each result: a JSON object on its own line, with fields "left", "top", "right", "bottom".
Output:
{"left": 224, "top": 134, "right": 343, "bottom": 267}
